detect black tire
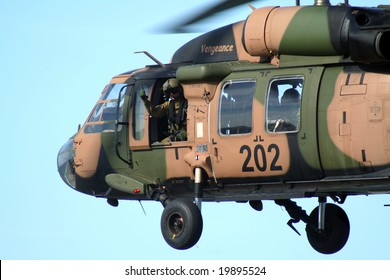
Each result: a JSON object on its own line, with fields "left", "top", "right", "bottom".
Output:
{"left": 305, "top": 203, "right": 350, "bottom": 254}
{"left": 161, "top": 199, "right": 203, "bottom": 250}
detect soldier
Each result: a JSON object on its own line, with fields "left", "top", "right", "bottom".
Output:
{"left": 140, "top": 78, "right": 188, "bottom": 142}
{"left": 279, "top": 87, "right": 301, "bottom": 131}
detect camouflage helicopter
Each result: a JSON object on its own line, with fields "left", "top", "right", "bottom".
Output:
{"left": 57, "top": 0, "right": 390, "bottom": 254}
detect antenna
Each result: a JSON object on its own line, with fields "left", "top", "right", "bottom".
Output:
{"left": 135, "top": 51, "right": 165, "bottom": 68}
{"left": 248, "top": 4, "right": 256, "bottom": 10}
{"left": 139, "top": 200, "right": 147, "bottom": 216}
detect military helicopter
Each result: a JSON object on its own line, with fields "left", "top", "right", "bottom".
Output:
{"left": 57, "top": 0, "right": 390, "bottom": 254}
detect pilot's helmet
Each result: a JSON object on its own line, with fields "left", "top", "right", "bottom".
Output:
{"left": 163, "top": 78, "right": 182, "bottom": 95}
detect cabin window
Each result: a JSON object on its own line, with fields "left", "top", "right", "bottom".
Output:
{"left": 219, "top": 79, "right": 255, "bottom": 135}
{"left": 84, "top": 83, "right": 127, "bottom": 134}
{"left": 266, "top": 77, "right": 304, "bottom": 133}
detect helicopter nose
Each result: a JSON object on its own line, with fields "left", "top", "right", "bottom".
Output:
{"left": 57, "top": 138, "right": 77, "bottom": 190}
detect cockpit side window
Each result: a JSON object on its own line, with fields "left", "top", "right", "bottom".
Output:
{"left": 132, "top": 81, "right": 154, "bottom": 141}
{"left": 266, "top": 77, "right": 304, "bottom": 133}
{"left": 218, "top": 79, "right": 256, "bottom": 136}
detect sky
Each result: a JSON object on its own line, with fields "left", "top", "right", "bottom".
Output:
{"left": 1, "top": 0, "right": 390, "bottom": 261}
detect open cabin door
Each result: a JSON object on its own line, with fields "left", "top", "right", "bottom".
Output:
{"left": 210, "top": 67, "right": 324, "bottom": 184}
{"left": 127, "top": 78, "right": 194, "bottom": 183}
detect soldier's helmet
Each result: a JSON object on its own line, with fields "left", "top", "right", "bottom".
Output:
{"left": 163, "top": 78, "right": 183, "bottom": 95}
{"left": 281, "top": 88, "right": 300, "bottom": 104}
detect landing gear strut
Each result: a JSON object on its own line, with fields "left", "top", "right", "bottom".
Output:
{"left": 276, "top": 198, "right": 350, "bottom": 254}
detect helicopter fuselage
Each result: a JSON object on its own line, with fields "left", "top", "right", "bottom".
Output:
{"left": 58, "top": 58, "right": 390, "bottom": 202}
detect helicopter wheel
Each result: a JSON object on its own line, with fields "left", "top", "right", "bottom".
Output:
{"left": 161, "top": 199, "right": 203, "bottom": 250}
{"left": 305, "top": 203, "right": 350, "bottom": 254}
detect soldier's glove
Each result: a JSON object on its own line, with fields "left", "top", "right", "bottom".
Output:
{"left": 139, "top": 87, "right": 147, "bottom": 101}
{"left": 175, "top": 130, "right": 187, "bottom": 141}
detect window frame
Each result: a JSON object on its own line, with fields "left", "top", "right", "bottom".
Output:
{"left": 265, "top": 76, "right": 304, "bottom": 134}
{"left": 218, "top": 79, "right": 256, "bottom": 137}
{"left": 84, "top": 83, "right": 128, "bottom": 134}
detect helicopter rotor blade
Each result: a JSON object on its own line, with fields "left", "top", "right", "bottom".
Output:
{"left": 160, "top": 0, "right": 256, "bottom": 33}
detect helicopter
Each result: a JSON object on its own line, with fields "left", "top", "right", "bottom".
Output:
{"left": 57, "top": 0, "right": 390, "bottom": 254}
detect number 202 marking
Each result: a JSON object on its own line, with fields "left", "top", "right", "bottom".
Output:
{"left": 240, "top": 144, "right": 283, "bottom": 172}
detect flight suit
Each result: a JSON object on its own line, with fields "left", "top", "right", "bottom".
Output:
{"left": 141, "top": 97, "right": 188, "bottom": 142}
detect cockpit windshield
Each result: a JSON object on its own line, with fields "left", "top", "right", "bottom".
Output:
{"left": 84, "top": 83, "right": 128, "bottom": 134}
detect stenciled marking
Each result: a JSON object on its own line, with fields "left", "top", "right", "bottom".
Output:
{"left": 201, "top": 44, "right": 234, "bottom": 55}
{"left": 239, "top": 144, "right": 283, "bottom": 173}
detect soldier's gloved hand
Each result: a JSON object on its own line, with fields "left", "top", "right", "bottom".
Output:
{"left": 175, "top": 130, "right": 187, "bottom": 141}
{"left": 139, "top": 87, "right": 147, "bottom": 101}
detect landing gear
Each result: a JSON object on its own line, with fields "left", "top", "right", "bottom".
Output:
{"left": 150, "top": 167, "right": 203, "bottom": 250}
{"left": 276, "top": 198, "right": 350, "bottom": 254}
{"left": 154, "top": 168, "right": 205, "bottom": 250}
{"left": 160, "top": 199, "right": 203, "bottom": 250}
{"left": 306, "top": 203, "right": 350, "bottom": 254}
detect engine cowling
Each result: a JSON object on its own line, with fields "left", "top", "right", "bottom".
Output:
{"left": 242, "top": 5, "right": 390, "bottom": 63}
